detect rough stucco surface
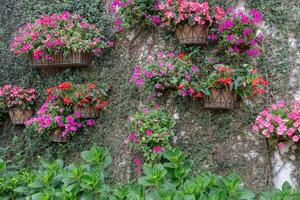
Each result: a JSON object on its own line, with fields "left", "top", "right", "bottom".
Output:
{"left": 0, "top": 0, "right": 299, "bottom": 192}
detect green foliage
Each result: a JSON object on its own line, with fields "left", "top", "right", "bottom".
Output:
{"left": 128, "top": 106, "right": 175, "bottom": 163}
{"left": 260, "top": 182, "right": 300, "bottom": 200}
{"left": 2, "top": 146, "right": 300, "bottom": 199}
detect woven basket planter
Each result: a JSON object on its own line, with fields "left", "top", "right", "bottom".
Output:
{"left": 29, "top": 52, "right": 92, "bottom": 68}
{"left": 204, "top": 89, "right": 238, "bottom": 110}
{"left": 175, "top": 23, "right": 209, "bottom": 45}
{"left": 73, "top": 105, "right": 99, "bottom": 119}
{"left": 8, "top": 108, "right": 34, "bottom": 125}
{"left": 51, "top": 129, "right": 70, "bottom": 143}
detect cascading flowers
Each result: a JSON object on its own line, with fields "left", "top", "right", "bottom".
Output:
{"left": 210, "top": 7, "right": 264, "bottom": 60}
{"left": 110, "top": 0, "right": 162, "bottom": 33}
{"left": 252, "top": 100, "right": 300, "bottom": 149}
{"left": 130, "top": 51, "right": 204, "bottom": 98}
{"left": 11, "top": 11, "right": 113, "bottom": 61}
{"left": 159, "top": 0, "right": 225, "bottom": 28}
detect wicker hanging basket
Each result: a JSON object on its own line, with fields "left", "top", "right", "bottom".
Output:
{"left": 204, "top": 89, "right": 238, "bottom": 110}
{"left": 29, "top": 52, "right": 92, "bottom": 68}
{"left": 8, "top": 108, "right": 34, "bottom": 125}
{"left": 175, "top": 23, "right": 209, "bottom": 45}
{"left": 51, "top": 129, "right": 70, "bottom": 143}
{"left": 73, "top": 104, "right": 99, "bottom": 118}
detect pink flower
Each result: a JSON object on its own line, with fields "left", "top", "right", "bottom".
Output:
{"left": 128, "top": 133, "right": 138, "bottom": 143}
{"left": 271, "top": 104, "right": 278, "bottom": 110}
{"left": 86, "top": 119, "right": 95, "bottom": 126}
{"left": 277, "top": 100, "right": 285, "bottom": 108}
{"left": 252, "top": 125, "right": 259, "bottom": 132}
{"left": 146, "top": 129, "right": 153, "bottom": 136}
{"left": 287, "top": 128, "right": 295, "bottom": 137}
{"left": 153, "top": 146, "right": 163, "bottom": 153}
{"left": 227, "top": 34, "right": 234, "bottom": 42}
{"left": 208, "top": 34, "right": 217, "bottom": 40}
{"left": 293, "top": 135, "right": 299, "bottom": 142}
{"left": 278, "top": 142, "right": 285, "bottom": 149}
{"left": 133, "top": 157, "right": 142, "bottom": 167}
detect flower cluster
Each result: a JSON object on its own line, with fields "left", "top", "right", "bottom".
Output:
{"left": 202, "top": 64, "right": 268, "bottom": 97}
{"left": 159, "top": 1, "right": 225, "bottom": 27}
{"left": 130, "top": 51, "right": 204, "bottom": 98}
{"left": 11, "top": 11, "right": 113, "bottom": 61}
{"left": 46, "top": 82, "right": 109, "bottom": 110}
{"left": 252, "top": 101, "right": 300, "bottom": 149}
{"left": 110, "top": 0, "right": 161, "bottom": 32}
{"left": 125, "top": 105, "right": 175, "bottom": 164}
{"left": 0, "top": 85, "right": 38, "bottom": 110}
{"left": 211, "top": 8, "right": 264, "bottom": 59}
{"left": 25, "top": 91, "right": 96, "bottom": 138}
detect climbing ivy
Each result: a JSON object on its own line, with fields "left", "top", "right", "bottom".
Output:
{"left": 0, "top": 0, "right": 299, "bottom": 192}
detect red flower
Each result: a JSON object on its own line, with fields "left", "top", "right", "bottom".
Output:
{"left": 62, "top": 97, "right": 72, "bottom": 105}
{"left": 195, "top": 92, "right": 203, "bottom": 98}
{"left": 88, "top": 83, "right": 95, "bottom": 89}
{"left": 102, "top": 101, "right": 108, "bottom": 107}
{"left": 59, "top": 82, "right": 71, "bottom": 90}
{"left": 216, "top": 77, "right": 232, "bottom": 85}
{"left": 178, "top": 52, "right": 185, "bottom": 59}
{"left": 177, "top": 84, "right": 184, "bottom": 90}
{"left": 46, "top": 88, "right": 52, "bottom": 95}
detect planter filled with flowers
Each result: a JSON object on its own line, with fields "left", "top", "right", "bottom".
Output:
{"left": 26, "top": 82, "right": 107, "bottom": 143}
{"left": 0, "top": 85, "right": 38, "bottom": 125}
{"left": 202, "top": 64, "right": 268, "bottom": 110}
{"left": 130, "top": 51, "right": 204, "bottom": 98}
{"left": 159, "top": 1, "right": 225, "bottom": 44}
{"left": 70, "top": 83, "right": 109, "bottom": 118}
{"left": 11, "top": 11, "right": 113, "bottom": 68}
{"left": 252, "top": 100, "right": 300, "bottom": 149}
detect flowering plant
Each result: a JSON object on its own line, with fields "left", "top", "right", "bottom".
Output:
{"left": 0, "top": 85, "right": 38, "bottom": 110}
{"left": 202, "top": 64, "right": 268, "bottom": 97}
{"left": 46, "top": 82, "right": 109, "bottom": 110}
{"left": 11, "top": 11, "right": 113, "bottom": 61}
{"left": 252, "top": 100, "right": 300, "bottom": 149}
{"left": 159, "top": 0, "right": 225, "bottom": 28}
{"left": 210, "top": 8, "right": 264, "bottom": 60}
{"left": 110, "top": 0, "right": 161, "bottom": 32}
{"left": 125, "top": 104, "right": 175, "bottom": 164}
{"left": 25, "top": 94, "right": 96, "bottom": 138}
{"left": 130, "top": 51, "right": 204, "bottom": 98}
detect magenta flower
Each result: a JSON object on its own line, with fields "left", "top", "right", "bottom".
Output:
{"left": 246, "top": 48, "right": 261, "bottom": 57}
{"left": 208, "top": 34, "right": 217, "bottom": 40}
{"left": 151, "top": 16, "right": 161, "bottom": 25}
{"left": 146, "top": 129, "right": 153, "bottom": 136}
{"left": 227, "top": 34, "right": 234, "bottom": 42}
{"left": 86, "top": 119, "right": 96, "bottom": 126}
{"left": 153, "top": 146, "right": 163, "bottom": 153}
{"left": 133, "top": 157, "right": 142, "bottom": 167}
{"left": 128, "top": 133, "right": 138, "bottom": 143}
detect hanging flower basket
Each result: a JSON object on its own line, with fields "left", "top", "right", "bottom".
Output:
{"left": 8, "top": 108, "right": 34, "bottom": 125}
{"left": 175, "top": 24, "right": 209, "bottom": 45}
{"left": 51, "top": 129, "right": 70, "bottom": 143}
{"left": 29, "top": 52, "right": 92, "bottom": 68}
{"left": 204, "top": 89, "right": 238, "bottom": 110}
{"left": 73, "top": 104, "right": 99, "bottom": 118}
